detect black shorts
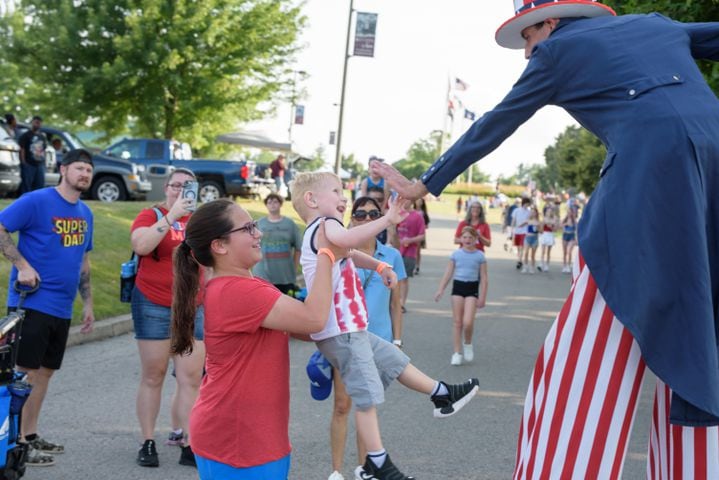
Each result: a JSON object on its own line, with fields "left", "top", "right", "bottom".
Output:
{"left": 8, "top": 307, "right": 70, "bottom": 370}
{"left": 451, "top": 280, "right": 479, "bottom": 298}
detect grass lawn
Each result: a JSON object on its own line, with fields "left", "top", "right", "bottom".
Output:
{"left": 0, "top": 192, "right": 506, "bottom": 325}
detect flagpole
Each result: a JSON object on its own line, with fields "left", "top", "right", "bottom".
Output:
{"left": 440, "top": 74, "right": 450, "bottom": 155}
{"left": 334, "top": 0, "right": 354, "bottom": 176}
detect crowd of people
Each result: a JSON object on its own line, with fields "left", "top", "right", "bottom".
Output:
{"left": 2, "top": 1, "right": 718, "bottom": 479}
{"left": 498, "top": 193, "right": 582, "bottom": 275}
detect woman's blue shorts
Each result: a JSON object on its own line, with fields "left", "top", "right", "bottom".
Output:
{"left": 131, "top": 286, "right": 204, "bottom": 341}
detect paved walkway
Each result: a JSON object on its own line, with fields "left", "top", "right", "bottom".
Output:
{"left": 24, "top": 212, "right": 654, "bottom": 479}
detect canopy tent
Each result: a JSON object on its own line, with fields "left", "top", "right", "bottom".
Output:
{"left": 216, "top": 130, "right": 292, "bottom": 152}
{"left": 316, "top": 164, "right": 352, "bottom": 180}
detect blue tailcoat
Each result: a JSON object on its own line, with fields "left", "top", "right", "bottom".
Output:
{"left": 421, "top": 14, "right": 719, "bottom": 426}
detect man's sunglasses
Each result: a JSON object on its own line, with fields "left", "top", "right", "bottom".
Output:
{"left": 352, "top": 210, "right": 382, "bottom": 221}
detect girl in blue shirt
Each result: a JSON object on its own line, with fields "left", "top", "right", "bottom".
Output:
{"left": 434, "top": 227, "right": 488, "bottom": 366}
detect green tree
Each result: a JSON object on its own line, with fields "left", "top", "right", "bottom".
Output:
{"left": 394, "top": 130, "right": 488, "bottom": 182}
{"left": 605, "top": 0, "right": 719, "bottom": 92}
{"left": 0, "top": 0, "right": 304, "bottom": 152}
{"left": 341, "top": 153, "right": 363, "bottom": 179}
{"left": 545, "top": 125, "right": 606, "bottom": 194}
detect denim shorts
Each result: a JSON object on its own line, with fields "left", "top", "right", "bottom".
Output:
{"left": 131, "top": 286, "right": 204, "bottom": 340}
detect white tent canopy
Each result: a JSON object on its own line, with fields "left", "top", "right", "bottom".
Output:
{"left": 216, "top": 130, "right": 292, "bottom": 152}
{"left": 316, "top": 164, "right": 351, "bottom": 179}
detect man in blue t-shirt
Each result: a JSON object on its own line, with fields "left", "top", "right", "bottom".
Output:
{"left": 0, "top": 149, "right": 95, "bottom": 467}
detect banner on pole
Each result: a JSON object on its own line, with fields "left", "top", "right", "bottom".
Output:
{"left": 329, "top": 131, "right": 336, "bottom": 145}
{"left": 354, "top": 12, "right": 378, "bottom": 57}
{"left": 294, "top": 105, "right": 305, "bottom": 125}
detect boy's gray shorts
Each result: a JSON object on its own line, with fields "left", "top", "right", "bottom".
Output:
{"left": 316, "top": 331, "right": 410, "bottom": 410}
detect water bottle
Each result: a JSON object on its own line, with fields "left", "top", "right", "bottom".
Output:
{"left": 120, "top": 260, "right": 136, "bottom": 303}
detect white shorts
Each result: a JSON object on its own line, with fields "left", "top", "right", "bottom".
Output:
{"left": 539, "top": 232, "right": 555, "bottom": 246}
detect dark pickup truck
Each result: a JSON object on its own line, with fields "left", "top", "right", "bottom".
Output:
{"left": 17, "top": 125, "right": 152, "bottom": 202}
{"left": 102, "top": 138, "right": 262, "bottom": 201}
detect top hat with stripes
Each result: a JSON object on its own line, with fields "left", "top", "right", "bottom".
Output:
{"left": 495, "top": 0, "right": 615, "bottom": 49}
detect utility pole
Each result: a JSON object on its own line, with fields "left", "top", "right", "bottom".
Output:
{"left": 334, "top": 0, "right": 354, "bottom": 175}
{"left": 288, "top": 70, "right": 306, "bottom": 145}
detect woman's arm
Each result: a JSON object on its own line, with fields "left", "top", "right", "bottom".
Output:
{"left": 131, "top": 199, "right": 192, "bottom": 255}
{"left": 352, "top": 250, "right": 397, "bottom": 288}
{"left": 478, "top": 224, "right": 492, "bottom": 247}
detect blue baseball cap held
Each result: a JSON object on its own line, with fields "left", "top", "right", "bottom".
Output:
{"left": 306, "top": 350, "right": 333, "bottom": 401}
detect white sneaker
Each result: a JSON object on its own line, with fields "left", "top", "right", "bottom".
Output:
{"left": 521, "top": 265, "right": 529, "bottom": 274}
{"left": 543, "top": 263, "right": 550, "bottom": 272}
{"left": 450, "top": 352, "right": 463, "bottom": 366}
{"left": 529, "top": 265, "right": 535, "bottom": 274}
{"left": 562, "top": 265, "right": 570, "bottom": 273}
{"left": 463, "top": 344, "right": 474, "bottom": 362}
{"left": 328, "top": 471, "right": 345, "bottom": 480}
{"left": 354, "top": 466, "right": 364, "bottom": 480}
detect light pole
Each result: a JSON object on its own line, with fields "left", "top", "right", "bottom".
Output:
{"left": 289, "top": 70, "right": 306, "bottom": 145}
{"left": 334, "top": 0, "right": 354, "bottom": 175}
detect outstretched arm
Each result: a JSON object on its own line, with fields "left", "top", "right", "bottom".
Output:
{"left": 370, "top": 160, "right": 429, "bottom": 201}
{"left": 323, "top": 196, "right": 408, "bottom": 249}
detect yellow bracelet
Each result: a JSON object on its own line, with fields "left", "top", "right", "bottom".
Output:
{"left": 318, "top": 248, "right": 336, "bottom": 264}
{"left": 376, "top": 262, "right": 391, "bottom": 273}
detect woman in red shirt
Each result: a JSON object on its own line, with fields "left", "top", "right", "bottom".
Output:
{"left": 454, "top": 200, "right": 491, "bottom": 252}
{"left": 171, "top": 199, "right": 342, "bottom": 479}
{"left": 130, "top": 168, "right": 204, "bottom": 468}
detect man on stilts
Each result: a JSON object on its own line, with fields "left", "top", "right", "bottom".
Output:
{"left": 372, "top": 1, "right": 719, "bottom": 478}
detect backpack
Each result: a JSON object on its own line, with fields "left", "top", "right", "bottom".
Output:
{"left": 120, "top": 207, "right": 163, "bottom": 303}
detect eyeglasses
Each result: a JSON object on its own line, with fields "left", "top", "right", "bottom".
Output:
{"left": 352, "top": 210, "right": 381, "bottom": 221}
{"left": 224, "top": 220, "right": 259, "bottom": 237}
{"left": 167, "top": 182, "right": 183, "bottom": 191}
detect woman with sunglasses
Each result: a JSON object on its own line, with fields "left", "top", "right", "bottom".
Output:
{"left": 130, "top": 167, "right": 204, "bottom": 468}
{"left": 326, "top": 197, "right": 408, "bottom": 480}
{"left": 171, "top": 199, "right": 344, "bottom": 479}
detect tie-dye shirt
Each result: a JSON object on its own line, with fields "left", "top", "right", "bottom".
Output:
{"left": 300, "top": 217, "right": 369, "bottom": 341}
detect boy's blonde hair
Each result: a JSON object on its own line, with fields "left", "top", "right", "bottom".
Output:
{"left": 291, "top": 171, "right": 342, "bottom": 221}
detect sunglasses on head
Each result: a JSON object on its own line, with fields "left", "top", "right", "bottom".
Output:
{"left": 352, "top": 210, "right": 382, "bottom": 221}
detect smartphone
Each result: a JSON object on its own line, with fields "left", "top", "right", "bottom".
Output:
{"left": 181, "top": 181, "right": 199, "bottom": 212}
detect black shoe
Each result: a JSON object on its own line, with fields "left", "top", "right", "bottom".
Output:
{"left": 358, "top": 454, "right": 415, "bottom": 479}
{"left": 516, "top": 261, "right": 522, "bottom": 270}
{"left": 137, "top": 439, "right": 159, "bottom": 467}
{"left": 431, "top": 378, "right": 480, "bottom": 418}
{"left": 179, "top": 445, "right": 197, "bottom": 467}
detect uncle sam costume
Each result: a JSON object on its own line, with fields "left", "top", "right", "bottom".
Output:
{"left": 420, "top": 1, "right": 719, "bottom": 478}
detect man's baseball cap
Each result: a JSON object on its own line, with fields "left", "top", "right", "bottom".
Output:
{"left": 306, "top": 350, "right": 333, "bottom": 400}
{"left": 61, "top": 148, "right": 94, "bottom": 167}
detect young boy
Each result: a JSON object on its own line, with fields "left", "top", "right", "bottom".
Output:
{"left": 291, "top": 172, "right": 479, "bottom": 480}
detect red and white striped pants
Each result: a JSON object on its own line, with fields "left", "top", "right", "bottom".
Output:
{"left": 513, "top": 257, "right": 719, "bottom": 479}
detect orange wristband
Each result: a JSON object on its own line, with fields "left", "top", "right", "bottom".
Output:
{"left": 376, "top": 262, "right": 391, "bottom": 274}
{"left": 318, "top": 248, "right": 336, "bottom": 264}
